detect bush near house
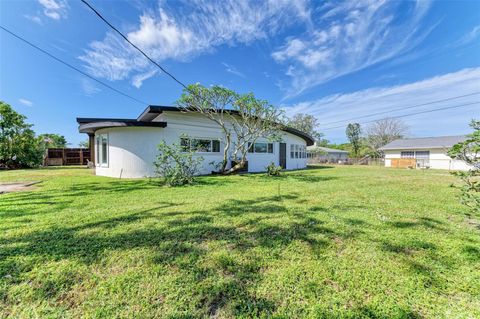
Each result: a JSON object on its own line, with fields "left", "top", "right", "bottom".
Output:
{"left": 0, "top": 166, "right": 479, "bottom": 318}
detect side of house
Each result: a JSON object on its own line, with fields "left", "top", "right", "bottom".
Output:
{"left": 78, "top": 106, "right": 314, "bottom": 178}
{"left": 380, "top": 136, "right": 470, "bottom": 170}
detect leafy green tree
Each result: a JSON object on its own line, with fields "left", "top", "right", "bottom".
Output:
{"left": 0, "top": 101, "right": 43, "bottom": 168}
{"left": 448, "top": 120, "right": 479, "bottom": 213}
{"left": 346, "top": 123, "right": 362, "bottom": 157}
{"left": 287, "top": 113, "right": 322, "bottom": 140}
{"left": 38, "top": 133, "right": 68, "bottom": 148}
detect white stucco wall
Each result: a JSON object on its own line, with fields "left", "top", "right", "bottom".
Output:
{"left": 384, "top": 148, "right": 470, "bottom": 170}
{"left": 94, "top": 111, "right": 308, "bottom": 178}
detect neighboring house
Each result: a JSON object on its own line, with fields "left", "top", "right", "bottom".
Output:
{"left": 379, "top": 135, "right": 470, "bottom": 170}
{"left": 77, "top": 105, "right": 314, "bottom": 178}
{"left": 307, "top": 145, "right": 349, "bottom": 163}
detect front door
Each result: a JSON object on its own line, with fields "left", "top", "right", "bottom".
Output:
{"left": 279, "top": 143, "right": 287, "bottom": 169}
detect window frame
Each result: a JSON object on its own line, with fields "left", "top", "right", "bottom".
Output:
{"left": 247, "top": 142, "right": 274, "bottom": 154}
{"left": 290, "top": 144, "right": 307, "bottom": 159}
{"left": 95, "top": 133, "right": 109, "bottom": 167}
{"left": 400, "top": 151, "right": 415, "bottom": 159}
{"left": 180, "top": 137, "right": 221, "bottom": 154}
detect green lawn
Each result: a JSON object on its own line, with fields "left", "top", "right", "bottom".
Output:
{"left": 0, "top": 166, "right": 479, "bottom": 318}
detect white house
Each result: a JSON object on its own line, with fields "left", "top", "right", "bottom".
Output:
{"left": 379, "top": 135, "right": 470, "bottom": 170}
{"left": 77, "top": 106, "right": 314, "bottom": 178}
{"left": 307, "top": 144, "right": 349, "bottom": 163}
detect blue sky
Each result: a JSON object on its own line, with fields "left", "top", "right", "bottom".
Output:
{"left": 0, "top": 0, "right": 479, "bottom": 146}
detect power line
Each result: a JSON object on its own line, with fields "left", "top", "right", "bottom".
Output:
{"left": 0, "top": 25, "right": 149, "bottom": 106}
{"left": 321, "top": 92, "right": 480, "bottom": 126}
{"left": 81, "top": 0, "right": 188, "bottom": 90}
{"left": 321, "top": 101, "right": 479, "bottom": 131}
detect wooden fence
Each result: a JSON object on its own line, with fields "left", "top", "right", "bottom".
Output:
{"left": 390, "top": 158, "right": 416, "bottom": 169}
{"left": 45, "top": 148, "right": 91, "bottom": 166}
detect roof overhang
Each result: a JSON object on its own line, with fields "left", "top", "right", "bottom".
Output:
{"left": 77, "top": 118, "right": 167, "bottom": 134}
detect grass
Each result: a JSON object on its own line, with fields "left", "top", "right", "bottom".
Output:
{"left": 0, "top": 165, "right": 479, "bottom": 318}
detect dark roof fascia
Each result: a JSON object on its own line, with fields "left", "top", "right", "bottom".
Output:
{"left": 77, "top": 117, "right": 137, "bottom": 124}
{"left": 136, "top": 105, "right": 179, "bottom": 121}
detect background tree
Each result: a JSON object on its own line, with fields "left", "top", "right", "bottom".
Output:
{"left": 0, "top": 101, "right": 43, "bottom": 168}
{"left": 365, "top": 118, "right": 409, "bottom": 155}
{"left": 346, "top": 123, "right": 362, "bottom": 157}
{"left": 448, "top": 120, "right": 479, "bottom": 213}
{"left": 38, "top": 133, "right": 68, "bottom": 148}
{"left": 287, "top": 113, "right": 322, "bottom": 140}
{"left": 79, "top": 140, "right": 89, "bottom": 148}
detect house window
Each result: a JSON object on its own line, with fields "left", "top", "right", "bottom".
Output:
{"left": 401, "top": 151, "right": 415, "bottom": 158}
{"left": 291, "top": 144, "right": 306, "bottom": 158}
{"left": 95, "top": 134, "right": 108, "bottom": 166}
{"left": 248, "top": 142, "right": 274, "bottom": 153}
{"left": 415, "top": 151, "right": 430, "bottom": 159}
{"left": 180, "top": 138, "right": 220, "bottom": 153}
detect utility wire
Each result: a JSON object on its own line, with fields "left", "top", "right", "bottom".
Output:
{"left": 81, "top": 0, "right": 188, "bottom": 90}
{"left": 321, "top": 92, "right": 480, "bottom": 126}
{"left": 321, "top": 101, "right": 479, "bottom": 131}
{"left": 0, "top": 25, "right": 149, "bottom": 105}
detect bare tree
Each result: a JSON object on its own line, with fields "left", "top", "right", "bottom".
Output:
{"left": 177, "top": 84, "right": 237, "bottom": 172}
{"left": 366, "top": 118, "right": 409, "bottom": 154}
{"left": 177, "top": 84, "right": 284, "bottom": 174}
{"left": 226, "top": 93, "right": 284, "bottom": 173}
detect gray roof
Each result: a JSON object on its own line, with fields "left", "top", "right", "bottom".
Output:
{"left": 307, "top": 146, "right": 349, "bottom": 154}
{"left": 379, "top": 135, "right": 467, "bottom": 150}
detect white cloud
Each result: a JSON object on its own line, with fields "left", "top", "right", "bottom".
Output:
{"left": 38, "top": 0, "right": 67, "bottom": 20}
{"left": 222, "top": 62, "right": 245, "bottom": 78}
{"left": 456, "top": 25, "right": 480, "bottom": 46}
{"left": 81, "top": 78, "right": 101, "bottom": 96}
{"left": 24, "top": 14, "right": 43, "bottom": 25}
{"left": 18, "top": 98, "right": 33, "bottom": 107}
{"left": 131, "top": 69, "right": 158, "bottom": 88}
{"left": 284, "top": 68, "right": 480, "bottom": 141}
{"left": 79, "top": 0, "right": 310, "bottom": 84}
{"left": 273, "top": 0, "right": 433, "bottom": 98}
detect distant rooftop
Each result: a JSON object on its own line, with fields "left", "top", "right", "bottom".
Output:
{"left": 379, "top": 135, "right": 467, "bottom": 150}
{"left": 307, "top": 146, "right": 349, "bottom": 153}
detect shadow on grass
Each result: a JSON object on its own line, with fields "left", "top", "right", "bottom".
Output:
{"left": 0, "top": 189, "right": 364, "bottom": 317}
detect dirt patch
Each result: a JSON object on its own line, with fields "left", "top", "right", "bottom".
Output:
{"left": 0, "top": 181, "right": 41, "bottom": 194}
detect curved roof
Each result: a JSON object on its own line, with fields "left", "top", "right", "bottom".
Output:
{"left": 77, "top": 118, "right": 167, "bottom": 134}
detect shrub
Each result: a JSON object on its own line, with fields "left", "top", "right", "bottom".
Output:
{"left": 448, "top": 120, "right": 479, "bottom": 213}
{"left": 266, "top": 162, "right": 282, "bottom": 176}
{"left": 153, "top": 140, "right": 203, "bottom": 186}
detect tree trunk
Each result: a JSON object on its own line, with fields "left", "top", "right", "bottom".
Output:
{"left": 221, "top": 160, "right": 246, "bottom": 175}
{"left": 220, "top": 133, "right": 231, "bottom": 172}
